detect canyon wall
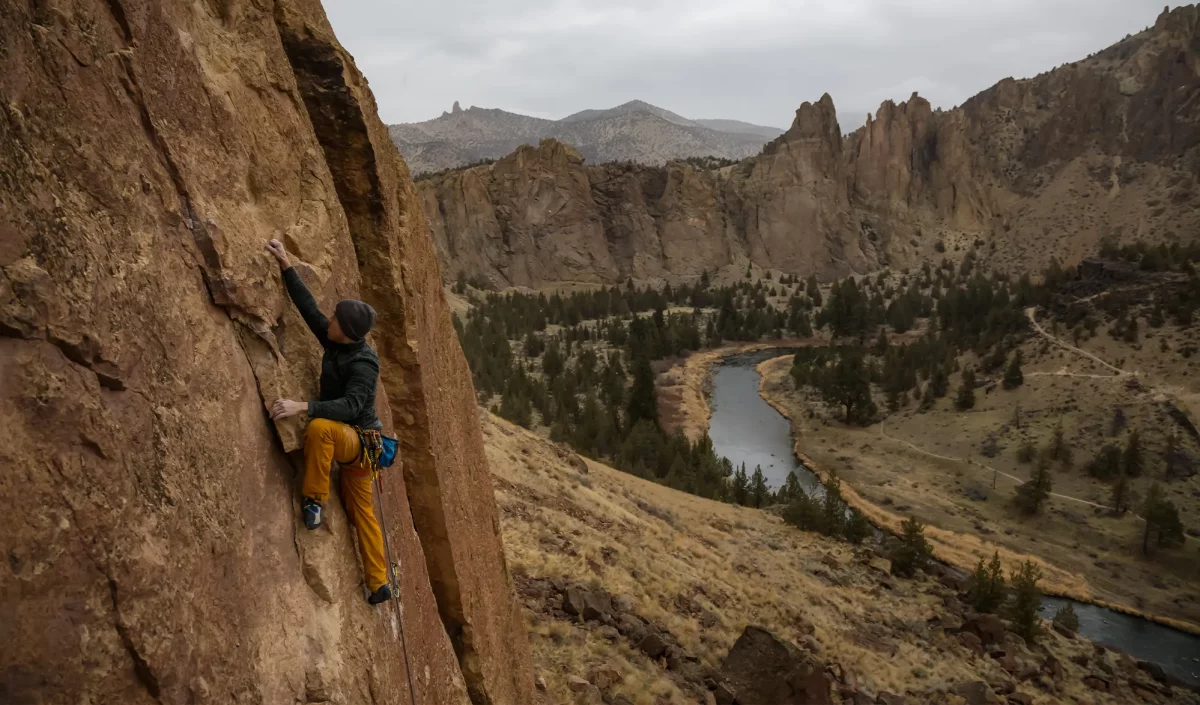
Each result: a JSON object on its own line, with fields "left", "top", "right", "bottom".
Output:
{"left": 423, "top": 5, "right": 1200, "bottom": 288}
{"left": 0, "top": 2, "right": 531, "bottom": 704}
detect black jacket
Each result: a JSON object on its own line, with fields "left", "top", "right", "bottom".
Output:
{"left": 282, "top": 267, "right": 383, "bottom": 430}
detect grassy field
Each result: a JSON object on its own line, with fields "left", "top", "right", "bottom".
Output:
{"left": 750, "top": 317, "right": 1200, "bottom": 632}
{"left": 482, "top": 411, "right": 1191, "bottom": 705}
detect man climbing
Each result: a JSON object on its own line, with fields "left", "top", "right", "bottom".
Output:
{"left": 264, "top": 239, "right": 393, "bottom": 605}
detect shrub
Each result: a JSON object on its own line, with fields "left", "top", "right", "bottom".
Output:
{"left": 891, "top": 517, "right": 933, "bottom": 577}
{"left": 1053, "top": 603, "right": 1079, "bottom": 633}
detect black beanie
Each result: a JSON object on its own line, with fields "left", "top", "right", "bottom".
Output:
{"left": 334, "top": 299, "right": 376, "bottom": 341}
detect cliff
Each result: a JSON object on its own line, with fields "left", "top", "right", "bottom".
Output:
{"left": 422, "top": 5, "right": 1200, "bottom": 288}
{"left": 0, "top": 2, "right": 531, "bottom": 704}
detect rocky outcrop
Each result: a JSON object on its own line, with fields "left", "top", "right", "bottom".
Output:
{"left": 720, "top": 626, "right": 834, "bottom": 705}
{"left": 424, "top": 5, "right": 1200, "bottom": 288}
{"left": 0, "top": 1, "right": 530, "bottom": 704}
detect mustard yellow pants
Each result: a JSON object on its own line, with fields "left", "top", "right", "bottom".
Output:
{"left": 303, "top": 418, "right": 388, "bottom": 592}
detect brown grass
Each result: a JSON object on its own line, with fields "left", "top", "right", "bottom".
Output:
{"left": 752, "top": 349, "right": 1200, "bottom": 637}
{"left": 483, "top": 411, "right": 1165, "bottom": 705}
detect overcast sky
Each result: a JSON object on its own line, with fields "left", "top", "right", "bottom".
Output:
{"left": 325, "top": 0, "right": 1176, "bottom": 131}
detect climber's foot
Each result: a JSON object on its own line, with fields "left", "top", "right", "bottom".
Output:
{"left": 302, "top": 497, "right": 322, "bottom": 531}
{"left": 367, "top": 583, "right": 393, "bottom": 605}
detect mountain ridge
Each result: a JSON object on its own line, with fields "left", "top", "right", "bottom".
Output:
{"left": 390, "top": 99, "right": 784, "bottom": 174}
{"left": 420, "top": 4, "right": 1200, "bottom": 288}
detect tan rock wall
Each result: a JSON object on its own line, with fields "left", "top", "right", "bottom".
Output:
{"left": 422, "top": 6, "right": 1200, "bottom": 287}
{"left": 0, "top": 1, "right": 531, "bottom": 704}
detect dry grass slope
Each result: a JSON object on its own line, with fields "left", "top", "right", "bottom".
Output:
{"left": 482, "top": 411, "right": 1190, "bottom": 704}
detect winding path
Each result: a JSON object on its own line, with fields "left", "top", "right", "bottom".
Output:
{"left": 876, "top": 419, "right": 1112, "bottom": 510}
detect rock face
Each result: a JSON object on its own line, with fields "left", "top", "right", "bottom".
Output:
{"left": 720, "top": 626, "right": 833, "bottom": 705}
{"left": 424, "top": 6, "right": 1200, "bottom": 287}
{"left": 0, "top": 2, "right": 531, "bottom": 705}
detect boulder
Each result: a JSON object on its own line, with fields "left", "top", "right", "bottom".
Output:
{"left": 961, "top": 613, "right": 1007, "bottom": 646}
{"left": 563, "top": 586, "right": 588, "bottom": 617}
{"left": 714, "top": 681, "right": 737, "bottom": 705}
{"left": 617, "top": 614, "right": 648, "bottom": 643}
{"left": 1006, "top": 694, "right": 1033, "bottom": 705}
{"left": 951, "top": 681, "right": 1001, "bottom": 705}
{"left": 1136, "top": 660, "right": 1168, "bottom": 684}
{"left": 720, "top": 626, "right": 833, "bottom": 705}
{"left": 581, "top": 590, "right": 614, "bottom": 622}
{"left": 567, "top": 675, "right": 592, "bottom": 692}
{"left": 588, "top": 662, "right": 622, "bottom": 690}
{"left": 1082, "top": 675, "right": 1109, "bottom": 692}
{"left": 638, "top": 632, "right": 669, "bottom": 659}
{"left": 958, "top": 632, "right": 985, "bottom": 656}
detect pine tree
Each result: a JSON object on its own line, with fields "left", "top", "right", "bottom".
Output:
{"left": 844, "top": 509, "right": 872, "bottom": 545}
{"left": 1087, "top": 444, "right": 1122, "bottom": 480}
{"left": 890, "top": 516, "right": 932, "bottom": 577}
{"left": 1002, "top": 350, "right": 1024, "bottom": 390}
{"left": 1046, "top": 422, "right": 1072, "bottom": 470}
{"left": 821, "top": 349, "right": 877, "bottom": 425}
{"left": 955, "top": 367, "right": 976, "bottom": 410}
{"left": 1111, "top": 472, "right": 1130, "bottom": 515}
{"left": 1141, "top": 484, "right": 1185, "bottom": 554}
{"left": 966, "top": 552, "right": 1008, "bottom": 613}
{"left": 930, "top": 366, "right": 949, "bottom": 398}
{"left": 875, "top": 328, "right": 889, "bottom": 354}
{"left": 749, "top": 465, "right": 769, "bottom": 508}
{"left": 820, "top": 475, "right": 847, "bottom": 537}
{"left": 542, "top": 343, "right": 564, "bottom": 381}
{"left": 777, "top": 473, "right": 802, "bottom": 504}
{"left": 1015, "top": 456, "right": 1053, "bottom": 515}
{"left": 731, "top": 464, "right": 750, "bottom": 506}
{"left": 1122, "top": 430, "right": 1144, "bottom": 478}
{"left": 1053, "top": 604, "right": 1080, "bottom": 633}
{"left": 1007, "top": 560, "right": 1044, "bottom": 642}
{"left": 627, "top": 354, "right": 658, "bottom": 427}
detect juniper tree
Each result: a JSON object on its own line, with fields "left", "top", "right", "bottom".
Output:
{"left": 1141, "top": 484, "right": 1185, "bottom": 555}
{"left": 1007, "top": 561, "right": 1044, "bottom": 642}
{"left": 1015, "top": 456, "right": 1053, "bottom": 515}
{"left": 955, "top": 367, "right": 977, "bottom": 410}
{"left": 1002, "top": 350, "right": 1025, "bottom": 390}
{"left": 749, "top": 466, "right": 770, "bottom": 508}
{"left": 966, "top": 552, "right": 1008, "bottom": 613}
{"left": 890, "top": 517, "right": 932, "bottom": 577}
{"left": 1122, "top": 430, "right": 1144, "bottom": 478}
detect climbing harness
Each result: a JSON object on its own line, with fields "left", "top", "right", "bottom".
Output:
{"left": 369, "top": 442, "right": 420, "bottom": 705}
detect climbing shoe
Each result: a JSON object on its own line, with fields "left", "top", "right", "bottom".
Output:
{"left": 367, "top": 583, "right": 393, "bottom": 605}
{"left": 302, "top": 497, "right": 322, "bottom": 531}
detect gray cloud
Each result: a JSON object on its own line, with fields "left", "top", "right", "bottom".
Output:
{"left": 325, "top": 0, "right": 1177, "bottom": 131}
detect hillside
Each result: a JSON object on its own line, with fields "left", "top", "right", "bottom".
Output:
{"left": 423, "top": 5, "right": 1200, "bottom": 289}
{"left": 484, "top": 411, "right": 1198, "bottom": 704}
{"left": 389, "top": 100, "right": 781, "bottom": 175}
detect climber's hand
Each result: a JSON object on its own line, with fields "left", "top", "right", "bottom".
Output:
{"left": 270, "top": 399, "right": 306, "bottom": 420}
{"left": 265, "top": 239, "right": 291, "bottom": 269}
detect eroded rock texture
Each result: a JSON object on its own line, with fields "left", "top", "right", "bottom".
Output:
{"left": 423, "top": 6, "right": 1200, "bottom": 287}
{"left": 0, "top": 2, "right": 531, "bottom": 704}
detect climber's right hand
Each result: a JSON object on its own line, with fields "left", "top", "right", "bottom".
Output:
{"left": 265, "top": 239, "right": 291, "bottom": 269}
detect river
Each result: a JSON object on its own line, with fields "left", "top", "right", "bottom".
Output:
{"left": 706, "top": 349, "right": 1200, "bottom": 687}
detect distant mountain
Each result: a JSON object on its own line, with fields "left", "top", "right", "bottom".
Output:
{"left": 389, "top": 100, "right": 783, "bottom": 175}
{"left": 694, "top": 118, "right": 786, "bottom": 140}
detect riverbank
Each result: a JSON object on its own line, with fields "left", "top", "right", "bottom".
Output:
{"left": 657, "top": 339, "right": 828, "bottom": 442}
{"left": 753, "top": 353, "right": 1200, "bottom": 639}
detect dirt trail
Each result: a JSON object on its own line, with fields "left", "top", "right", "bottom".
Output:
{"left": 877, "top": 420, "right": 1112, "bottom": 510}
{"left": 1025, "top": 307, "right": 1129, "bottom": 377}
{"left": 1027, "top": 306, "right": 1200, "bottom": 435}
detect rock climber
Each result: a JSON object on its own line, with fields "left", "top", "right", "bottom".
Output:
{"left": 264, "top": 238, "right": 393, "bottom": 605}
